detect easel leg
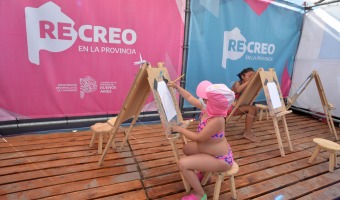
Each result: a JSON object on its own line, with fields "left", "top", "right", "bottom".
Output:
{"left": 315, "top": 73, "right": 339, "bottom": 140}
{"left": 98, "top": 126, "right": 118, "bottom": 165}
{"left": 119, "top": 118, "right": 137, "bottom": 152}
{"left": 118, "top": 89, "right": 151, "bottom": 152}
{"left": 324, "top": 108, "right": 339, "bottom": 141}
{"left": 181, "top": 135, "right": 188, "bottom": 145}
{"left": 169, "top": 137, "right": 190, "bottom": 192}
{"left": 98, "top": 133, "right": 103, "bottom": 154}
{"left": 282, "top": 116, "right": 293, "bottom": 151}
{"left": 273, "top": 117, "right": 285, "bottom": 157}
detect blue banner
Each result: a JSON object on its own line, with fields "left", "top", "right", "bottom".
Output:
{"left": 185, "top": 0, "right": 303, "bottom": 107}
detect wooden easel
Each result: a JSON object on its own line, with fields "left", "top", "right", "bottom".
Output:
{"left": 97, "top": 62, "right": 190, "bottom": 191}
{"left": 286, "top": 71, "right": 338, "bottom": 140}
{"left": 226, "top": 68, "right": 293, "bottom": 157}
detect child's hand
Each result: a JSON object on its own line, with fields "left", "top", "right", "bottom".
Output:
{"left": 171, "top": 125, "right": 182, "bottom": 133}
{"left": 167, "top": 81, "right": 177, "bottom": 88}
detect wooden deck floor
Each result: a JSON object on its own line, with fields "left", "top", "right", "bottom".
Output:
{"left": 0, "top": 112, "right": 339, "bottom": 200}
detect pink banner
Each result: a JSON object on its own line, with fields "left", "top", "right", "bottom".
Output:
{"left": 0, "top": 0, "right": 185, "bottom": 121}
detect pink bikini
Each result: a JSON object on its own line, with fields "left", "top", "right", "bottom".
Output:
{"left": 197, "top": 113, "right": 234, "bottom": 165}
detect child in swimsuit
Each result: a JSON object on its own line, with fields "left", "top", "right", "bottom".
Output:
{"left": 230, "top": 67, "right": 260, "bottom": 143}
{"left": 169, "top": 81, "right": 235, "bottom": 200}
{"left": 197, "top": 114, "right": 234, "bottom": 165}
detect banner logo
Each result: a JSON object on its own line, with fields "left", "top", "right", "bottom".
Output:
{"left": 25, "top": 2, "right": 137, "bottom": 65}
{"left": 56, "top": 76, "right": 117, "bottom": 99}
{"left": 80, "top": 76, "right": 97, "bottom": 99}
{"left": 222, "top": 27, "right": 275, "bottom": 68}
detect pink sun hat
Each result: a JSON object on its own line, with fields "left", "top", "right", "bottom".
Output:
{"left": 206, "top": 84, "right": 235, "bottom": 117}
{"left": 196, "top": 80, "right": 213, "bottom": 99}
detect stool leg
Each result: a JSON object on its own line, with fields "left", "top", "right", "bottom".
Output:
{"left": 213, "top": 174, "right": 223, "bottom": 200}
{"left": 89, "top": 132, "right": 97, "bottom": 147}
{"left": 259, "top": 109, "right": 263, "bottom": 121}
{"left": 266, "top": 109, "right": 269, "bottom": 120}
{"left": 329, "top": 152, "right": 335, "bottom": 172}
{"left": 229, "top": 175, "right": 237, "bottom": 199}
{"left": 201, "top": 172, "right": 212, "bottom": 186}
{"left": 110, "top": 135, "right": 116, "bottom": 149}
{"left": 102, "top": 133, "right": 116, "bottom": 150}
{"left": 98, "top": 133, "right": 103, "bottom": 154}
{"left": 335, "top": 151, "right": 338, "bottom": 167}
{"left": 308, "top": 145, "right": 321, "bottom": 163}
{"left": 104, "top": 133, "right": 108, "bottom": 143}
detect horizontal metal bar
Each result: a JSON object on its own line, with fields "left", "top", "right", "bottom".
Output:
{"left": 1, "top": 106, "right": 338, "bottom": 131}
{"left": 290, "top": 106, "right": 340, "bottom": 124}
{"left": 0, "top": 113, "right": 161, "bottom": 130}
{"left": 306, "top": 0, "right": 340, "bottom": 9}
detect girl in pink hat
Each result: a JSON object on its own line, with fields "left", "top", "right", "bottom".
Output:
{"left": 168, "top": 80, "right": 235, "bottom": 200}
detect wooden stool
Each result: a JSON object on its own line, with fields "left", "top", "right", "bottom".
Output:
{"left": 89, "top": 117, "right": 125, "bottom": 154}
{"left": 255, "top": 104, "right": 269, "bottom": 121}
{"left": 308, "top": 138, "right": 340, "bottom": 172}
{"left": 201, "top": 162, "right": 239, "bottom": 200}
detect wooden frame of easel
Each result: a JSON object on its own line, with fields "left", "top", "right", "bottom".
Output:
{"left": 286, "top": 71, "right": 338, "bottom": 140}
{"left": 226, "top": 68, "right": 293, "bottom": 157}
{"left": 97, "top": 62, "right": 190, "bottom": 191}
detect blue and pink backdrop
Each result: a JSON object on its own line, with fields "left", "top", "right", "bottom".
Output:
{"left": 0, "top": 0, "right": 307, "bottom": 122}
{"left": 184, "top": 0, "right": 304, "bottom": 107}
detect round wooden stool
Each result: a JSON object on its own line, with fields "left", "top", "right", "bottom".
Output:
{"left": 308, "top": 138, "right": 340, "bottom": 172}
{"left": 90, "top": 122, "right": 115, "bottom": 154}
{"left": 89, "top": 117, "right": 125, "bottom": 154}
{"left": 201, "top": 162, "right": 239, "bottom": 200}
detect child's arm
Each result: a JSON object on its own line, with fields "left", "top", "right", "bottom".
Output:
{"left": 172, "top": 117, "right": 224, "bottom": 142}
{"left": 168, "top": 82, "right": 202, "bottom": 109}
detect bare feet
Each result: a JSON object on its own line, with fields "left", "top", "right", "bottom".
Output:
{"left": 243, "top": 131, "right": 261, "bottom": 143}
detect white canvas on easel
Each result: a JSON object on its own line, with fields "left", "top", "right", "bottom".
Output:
{"left": 267, "top": 82, "right": 281, "bottom": 109}
{"left": 157, "top": 80, "right": 177, "bottom": 122}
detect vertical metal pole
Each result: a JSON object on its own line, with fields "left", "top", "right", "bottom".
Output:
{"left": 179, "top": 0, "right": 191, "bottom": 110}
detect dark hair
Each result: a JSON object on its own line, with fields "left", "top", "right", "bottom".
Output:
{"left": 237, "top": 67, "right": 255, "bottom": 81}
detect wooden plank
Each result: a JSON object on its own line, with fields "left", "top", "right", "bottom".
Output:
{"left": 141, "top": 164, "right": 180, "bottom": 178}
{"left": 97, "top": 190, "right": 147, "bottom": 200}
{"left": 43, "top": 180, "right": 144, "bottom": 200}
{"left": 0, "top": 172, "right": 140, "bottom": 199}
{"left": 139, "top": 156, "right": 180, "bottom": 170}
{"left": 144, "top": 146, "right": 326, "bottom": 199}
{"left": 0, "top": 150, "right": 132, "bottom": 168}
{"left": 219, "top": 162, "right": 331, "bottom": 199}
{"left": 255, "top": 168, "right": 340, "bottom": 200}
{"left": 143, "top": 172, "right": 182, "bottom": 188}
{"left": 135, "top": 148, "right": 183, "bottom": 162}
{"left": 296, "top": 182, "right": 340, "bottom": 200}
{"left": 146, "top": 181, "right": 187, "bottom": 199}
{"left": 132, "top": 142, "right": 181, "bottom": 156}
{"left": 0, "top": 158, "right": 136, "bottom": 185}
{"left": 0, "top": 112, "right": 339, "bottom": 200}
{"left": 0, "top": 155, "right": 135, "bottom": 176}
{"left": 0, "top": 165, "right": 138, "bottom": 195}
